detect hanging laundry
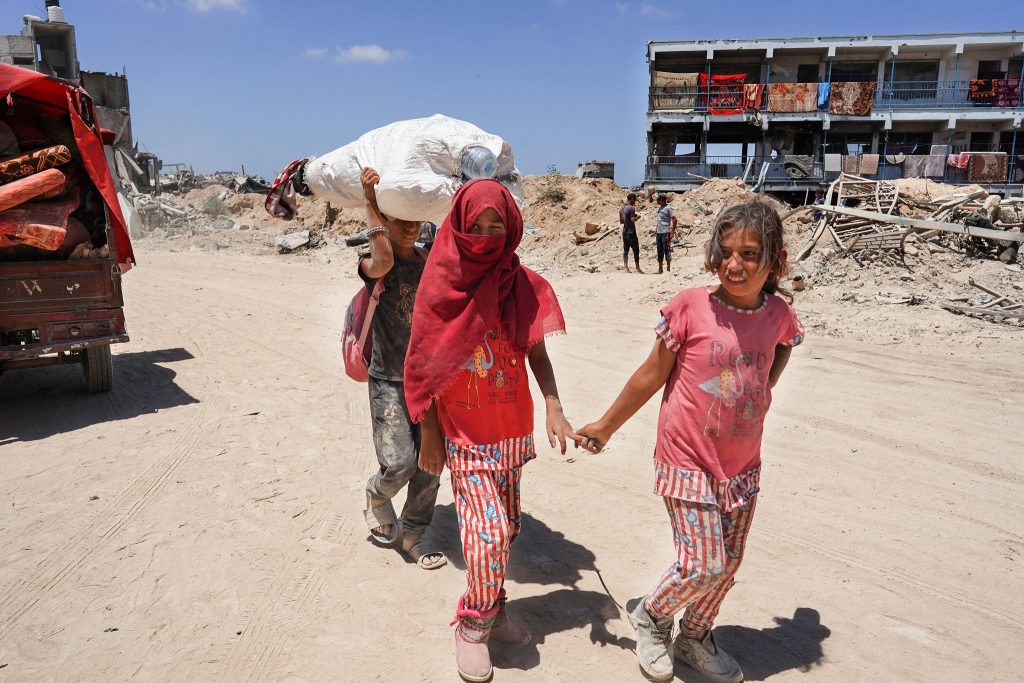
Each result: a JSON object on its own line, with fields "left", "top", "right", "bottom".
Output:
{"left": 860, "top": 154, "right": 879, "bottom": 175}
{"left": 923, "top": 155, "right": 945, "bottom": 178}
{"left": 742, "top": 83, "right": 765, "bottom": 110}
{"left": 766, "top": 83, "right": 817, "bottom": 112}
{"left": 947, "top": 153, "right": 970, "bottom": 170}
{"left": 841, "top": 155, "right": 861, "bottom": 174}
{"left": 968, "top": 79, "right": 996, "bottom": 104}
{"left": 699, "top": 73, "right": 746, "bottom": 115}
{"left": 929, "top": 144, "right": 949, "bottom": 156}
{"left": 783, "top": 155, "right": 814, "bottom": 178}
{"left": 884, "top": 153, "right": 905, "bottom": 165}
{"left": 1013, "top": 157, "right": 1024, "bottom": 183}
{"left": 652, "top": 71, "right": 700, "bottom": 111}
{"left": 903, "top": 155, "right": 944, "bottom": 178}
{"left": 967, "top": 152, "right": 1008, "bottom": 183}
{"left": 824, "top": 154, "right": 842, "bottom": 172}
{"left": 827, "top": 82, "right": 876, "bottom": 116}
{"left": 817, "top": 82, "right": 831, "bottom": 110}
{"left": 994, "top": 78, "right": 1020, "bottom": 107}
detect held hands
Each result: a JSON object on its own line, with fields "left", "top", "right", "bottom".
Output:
{"left": 546, "top": 405, "right": 580, "bottom": 455}
{"left": 574, "top": 421, "right": 612, "bottom": 454}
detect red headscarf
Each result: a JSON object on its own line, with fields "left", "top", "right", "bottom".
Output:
{"left": 404, "top": 179, "right": 565, "bottom": 423}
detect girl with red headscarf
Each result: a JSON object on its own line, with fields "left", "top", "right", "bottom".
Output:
{"left": 404, "top": 178, "right": 577, "bottom": 682}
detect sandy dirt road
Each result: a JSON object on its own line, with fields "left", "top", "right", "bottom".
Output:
{"left": 1, "top": 246, "right": 1022, "bottom": 682}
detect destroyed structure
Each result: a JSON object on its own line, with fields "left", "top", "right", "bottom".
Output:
{"left": 0, "top": 1, "right": 161, "bottom": 195}
{"left": 576, "top": 160, "right": 615, "bottom": 180}
{"left": 646, "top": 32, "right": 1024, "bottom": 195}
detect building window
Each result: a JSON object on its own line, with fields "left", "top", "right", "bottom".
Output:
{"left": 797, "top": 64, "right": 820, "bottom": 83}
{"left": 883, "top": 60, "right": 939, "bottom": 100}
{"left": 977, "top": 60, "right": 1004, "bottom": 79}
{"left": 830, "top": 61, "right": 877, "bottom": 82}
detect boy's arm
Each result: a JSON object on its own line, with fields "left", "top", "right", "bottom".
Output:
{"left": 358, "top": 167, "right": 395, "bottom": 280}
{"left": 418, "top": 401, "right": 446, "bottom": 476}
{"left": 577, "top": 339, "right": 676, "bottom": 452}
{"left": 526, "top": 341, "right": 577, "bottom": 454}
{"left": 768, "top": 345, "right": 793, "bottom": 388}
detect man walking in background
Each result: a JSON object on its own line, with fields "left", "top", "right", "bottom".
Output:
{"left": 620, "top": 192, "right": 643, "bottom": 273}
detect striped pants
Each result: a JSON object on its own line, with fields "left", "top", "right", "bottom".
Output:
{"left": 645, "top": 496, "right": 757, "bottom": 637}
{"left": 451, "top": 468, "right": 523, "bottom": 614}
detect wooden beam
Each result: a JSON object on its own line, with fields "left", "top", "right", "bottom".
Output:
{"left": 818, "top": 205, "right": 1024, "bottom": 243}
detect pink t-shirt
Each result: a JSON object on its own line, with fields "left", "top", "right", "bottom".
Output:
{"left": 654, "top": 287, "right": 803, "bottom": 480}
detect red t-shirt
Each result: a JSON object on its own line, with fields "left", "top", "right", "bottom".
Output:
{"left": 438, "top": 323, "right": 534, "bottom": 448}
{"left": 654, "top": 287, "right": 803, "bottom": 480}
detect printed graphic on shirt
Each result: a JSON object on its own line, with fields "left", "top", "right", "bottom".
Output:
{"left": 698, "top": 342, "right": 771, "bottom": 438}
{"left": 452, "top": 326, "right": 525, "bottom": 410}
{"left": 398, "top": 283, "right": 417, "bottom": 325}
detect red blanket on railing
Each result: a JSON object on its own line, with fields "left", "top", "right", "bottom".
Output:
{"left": 699, "top": 73, "right": 746, "bottom": 115}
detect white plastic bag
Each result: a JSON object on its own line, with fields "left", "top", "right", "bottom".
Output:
{"left": 302, "top": 114, "right": 522, "bottom": 224}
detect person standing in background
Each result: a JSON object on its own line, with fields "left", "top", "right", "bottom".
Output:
{"left": 620, "top": 192, "right": 643, "bottom": 273}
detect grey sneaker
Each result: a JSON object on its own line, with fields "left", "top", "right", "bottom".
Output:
{"left": 674, "top": 630, "right": 743, "bottom": 683}
{"left": 625, "top": 596, "right": 674, "bottom": 682}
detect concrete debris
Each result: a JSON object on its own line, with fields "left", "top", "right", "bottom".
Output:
{"left": 276, "top": 230, "right": 311, "bottom": 252}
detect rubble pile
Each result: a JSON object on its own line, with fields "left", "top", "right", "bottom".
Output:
{"left": 796, "top": 174, "right": 1023, "bottom": 324}
{"left": 131, "top": 169, "right": 1022, "bottom": 326}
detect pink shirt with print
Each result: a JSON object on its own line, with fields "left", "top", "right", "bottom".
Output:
{"left": 655, "top": 287, "right": 803, "bottom": 481}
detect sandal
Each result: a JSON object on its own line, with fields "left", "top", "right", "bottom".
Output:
{"left": 364, "top": 497, "right": 401, "bottom": 546}
{"left": 402, "top": 535, "right": 448, "bottom": 570}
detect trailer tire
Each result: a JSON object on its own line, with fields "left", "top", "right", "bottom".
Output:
{"left": 83, "top": 345, "right": 113, "bottom": 393}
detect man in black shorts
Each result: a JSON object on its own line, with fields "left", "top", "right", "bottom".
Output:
{"left": 619, "top": 192, "right": 643, "bottom": 273}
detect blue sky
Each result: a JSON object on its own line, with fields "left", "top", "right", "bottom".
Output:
{"left": 6, "top": 0, "right": 1021, "bottom": 185}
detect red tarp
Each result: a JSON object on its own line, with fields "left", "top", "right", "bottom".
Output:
{"left": 0, "top": 63, "right": 135, "bottom": 270}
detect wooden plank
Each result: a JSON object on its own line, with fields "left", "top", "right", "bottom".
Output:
{"left": 818, "top": 205, "right": 1024, "bottom": 243}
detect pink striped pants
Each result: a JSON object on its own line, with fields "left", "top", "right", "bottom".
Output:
{"left": 451, "top": 468, "right": 523, "bottom": 614}
{"left": 645, "top": 496, "right": 757, "bottom": 637}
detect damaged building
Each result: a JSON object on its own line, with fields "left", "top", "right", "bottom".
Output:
{"left": 1, "top": 0, "right": 159, "bottom": 193}
{"left": 646, "top": 31, "right": 1024, "bottom": 195}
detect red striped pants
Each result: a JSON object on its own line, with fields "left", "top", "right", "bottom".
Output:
{"left": 451, "top": 468, "right": 524, "bottom": 614}
{"left": 645, "top": 496, "right": 757, "bottom": 637}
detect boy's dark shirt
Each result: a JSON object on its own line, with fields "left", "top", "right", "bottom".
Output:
{"left": 358, "top": 251, "right": 425, "bottom": 382}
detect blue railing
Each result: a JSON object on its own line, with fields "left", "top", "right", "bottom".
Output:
{"left": 645, "top": 154, "right": 1022, "bottom": 186}
{"left": 650, "top": 79, "right": 1023, "bottom": 112}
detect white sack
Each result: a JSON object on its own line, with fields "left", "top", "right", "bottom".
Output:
{"left": 302, "top": 114, "right": 522, "bottom": 225}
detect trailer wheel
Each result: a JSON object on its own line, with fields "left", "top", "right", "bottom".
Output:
{"left": 83, "top": 345, "right": 113, "bottom": 393}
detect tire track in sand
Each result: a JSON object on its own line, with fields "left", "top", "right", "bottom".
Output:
{"left": 0, "top": 399, "right": 216, "bottom": 639}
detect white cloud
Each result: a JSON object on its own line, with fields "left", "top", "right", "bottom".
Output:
{"left": 303, "top": 47, "right": 329, "bottom": 59}
{"left": 182, "top": 0, "right": 248, "bottom": 12}
{"left": 615, "top": 2, "right": 672, "bottom": 17}
{"left": 333, "top": 45, "right": 408, "bottom": 64}
{"left": 640, "top": 4, "right": 671, "bottom": 17}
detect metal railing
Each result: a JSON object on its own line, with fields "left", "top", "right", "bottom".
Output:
{"left": 645, "top": 154, "right": 1023, "bottom": 186}
{"left": 650, "top": 79, "right": 1023, "bottom": 112}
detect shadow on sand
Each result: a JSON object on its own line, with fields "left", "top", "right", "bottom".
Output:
{"left": 422, "top": 503, "right": 634, "bottom": 671}
{"left": 0, "top": 347, "right": 198, "bottom": 443}
{"left": 676, "top": 607, "right": 830, "bottom": 682}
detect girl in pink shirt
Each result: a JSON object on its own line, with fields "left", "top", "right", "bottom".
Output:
{"left": 578, "top": 202, "right": 803, "bottom": 683}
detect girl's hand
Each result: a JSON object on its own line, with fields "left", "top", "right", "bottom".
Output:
{"left": 418, "top": 440, "right": 446, "bottom": 476}
{"left": 360, "top": 167, "right": 380, "bottom": 204}
{"left": 546, "top": 406, "right": 579, "bottom": 455}
{"left": 575, "top": 421, "right": 611, "bottom": 454}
